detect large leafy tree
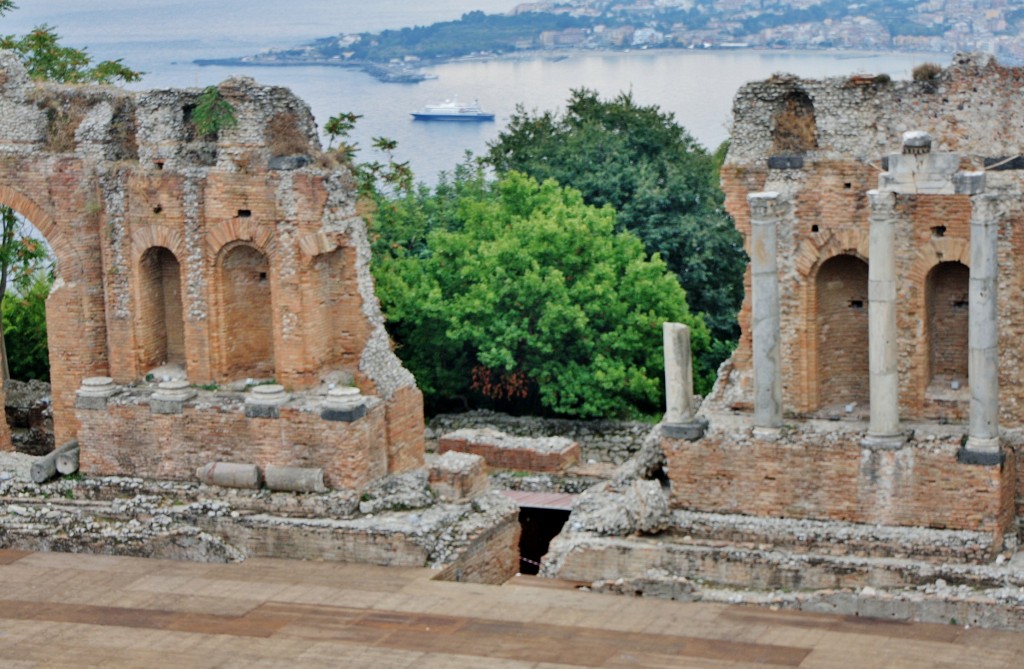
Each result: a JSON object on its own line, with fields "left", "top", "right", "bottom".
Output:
{"left": 0, "top": 1, "right": 141, "bottom": 380}
{"left": 370, "top": 165, "right": 710, "bottom": 419}
{"left": 486, "top": 89, "right": 746, "bottom": 351}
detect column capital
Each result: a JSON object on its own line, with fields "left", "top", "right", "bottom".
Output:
{"left": 747, "top": 191, "right": 786, "bottom": 221}
{"left": 866, "top": 189, "right": 895, "bottom": 214}
{"left": 970, "top": 191, "right": 1003, "bottom": 222}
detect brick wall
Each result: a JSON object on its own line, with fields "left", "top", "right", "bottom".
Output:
{"left": 435, "top": 514, "right": 522, "bottom": 585}
{"left": 385, "top": 385, "right": 426, "bottom": 474}
{"left": 78, "top": 395, "right": 389, "bottom": 490}
{"left": 664, "top": 429, "right": 1013, "bottom": 549}
{"left": 439, "top": 434, "right": 580, "bottom": 473}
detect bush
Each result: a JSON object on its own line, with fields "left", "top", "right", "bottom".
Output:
{"left": 912, "top": 62, "right": 942, "bottom": 82}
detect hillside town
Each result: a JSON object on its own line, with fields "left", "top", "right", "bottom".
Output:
{"left": 220, "top": 0, "right": 1024, "bottom": 79}
{"left": 512, "top": 0, "right": 1024, "bottom": 62}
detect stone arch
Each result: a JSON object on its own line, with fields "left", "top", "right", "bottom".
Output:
{"left": 207, "top": 218, "right": 275, "bottom": 258}
{"left": 214, "top": 241, "right": 275, "bottom": 380}
{"left": 795, "top": 228, "right": 870, "bottom": 279}
{"left": 772, "top": 89, "right": 818, "bottom": 154}
{"left": 0, "top": 184, "right": 81, "bottom": 278}
{"left": 925, "top": 261, "right": 969, "bottom": 387}
{"left": 814, "top": 254, "right": 869, "bottom": 412}
{"left": 136, "top": 246, "right": 185, "bottom": 372}
{"left": 130, "top": 225, "right": 185, "bottom": 264}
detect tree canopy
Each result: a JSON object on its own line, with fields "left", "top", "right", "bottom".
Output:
{"left": 485, "top": 89, "right": 746, "bottom": 348}
{"left": 369, "top": 165, "right": 709, "bottom": 419}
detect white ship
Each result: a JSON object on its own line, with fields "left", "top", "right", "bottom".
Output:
{"left": 411, "top": 97, "right": 495, "bottom": 122}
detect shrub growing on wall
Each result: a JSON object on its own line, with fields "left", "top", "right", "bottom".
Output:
{"left": 370, "top": 167, "right": 709, "bottom": 419}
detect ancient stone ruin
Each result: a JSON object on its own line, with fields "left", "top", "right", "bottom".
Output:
{"left": 537, "top": 55, "right": 1024, "bottom": 628}
{"left": 0, "top": 51, "right": 424, "bottom": 489}
{"left": 668, "top": 52, "right": 1023, "bottom": 551}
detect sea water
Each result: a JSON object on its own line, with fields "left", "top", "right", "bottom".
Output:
{"left": 3, "top": 2, "right": 945, "bottom": 184}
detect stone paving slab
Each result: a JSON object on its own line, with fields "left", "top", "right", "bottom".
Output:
{"left": 0, "top": 549, "right": 1022, "bottom": 668}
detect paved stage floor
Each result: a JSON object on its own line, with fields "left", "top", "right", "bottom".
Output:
{"left": 0, "top": 549, "right": 1021, "bottom": 667}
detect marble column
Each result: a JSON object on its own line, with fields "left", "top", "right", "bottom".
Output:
{"left": 661, "top": 322, "right": 709, "bottom": 440}
{"left": 966, "top": 193, "right": 1000, "bottom": 454}
{"left": 663, "top": 322, "right": 696, "bottom": 424}
{"left": 749, "top": 192, "right": 784, "bottom": 432}
{"left": 864, "top": 189, "right": 905, "bottom": 446}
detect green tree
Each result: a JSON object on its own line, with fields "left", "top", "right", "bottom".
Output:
{"left": 0, "top": 209, "right": 46, "bottom": 380}
{"left": 0, "top": 1, "right": 141, "bottom": 380}
{"left": 2, "top": 268, "right": 51, "bottom": 381}
{"left": 486, "top": 89, "right": 746, "bottom": 352}
{"left": 370, "top": 167, "right": 710, "bottom": 418}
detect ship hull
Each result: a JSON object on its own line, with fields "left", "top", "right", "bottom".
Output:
{"left": 411, "top": 112, "right": 495, "bottom": 122}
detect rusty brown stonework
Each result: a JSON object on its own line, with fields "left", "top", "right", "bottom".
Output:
{"left": 667, "top": 53, "right": 1024, "bottom": 551}
{"left": 0, "top": 52, "right": 423, "bottom": 487}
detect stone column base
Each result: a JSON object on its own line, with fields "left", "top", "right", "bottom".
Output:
{"left": 661, "top": 417, "right": 709, "bottom": 441}
{"left": 751, "top": 425, "right": 782, "bottom": 441}
{"left": 860, "top": 430, "right": 913, "bottom": 450}
{"left": 958, "top": 436, "right": 1003, "bottom": 466}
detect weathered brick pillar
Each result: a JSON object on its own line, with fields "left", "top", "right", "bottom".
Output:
{"left": 748, "top": 192, "right": 784, "bottom": 433}
{"left": 864, "top": 190, "right": 905, "bottom": 447}
{"left": 965, "top": 193, "right": 1000, "bottom": 457}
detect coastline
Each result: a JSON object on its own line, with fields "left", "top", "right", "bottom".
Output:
{"left": 196, "top": 45, "right": 954, "bottom": 84}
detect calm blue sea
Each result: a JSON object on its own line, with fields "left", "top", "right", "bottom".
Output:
{"left": 3, "top": 2, "right": 947, "bottom": 183}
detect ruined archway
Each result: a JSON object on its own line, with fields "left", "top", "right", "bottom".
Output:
{"left": 925, "top": 261, "right": 969, "bottom": 389}
{"left": 772, "top": 90, "right": 818, "bottom": 154}
{"left": 0, "top": 55, "right": 425, "bottom": 483}
{"left": 216, "top": 243, "right": 275, "bottom": 381}
{"left": 815, "top": 254, "right": 868, "bottom": 412}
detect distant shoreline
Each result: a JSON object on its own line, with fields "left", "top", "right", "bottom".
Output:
{"left": 196, "top": 46, "right": 954, "bottom": 84}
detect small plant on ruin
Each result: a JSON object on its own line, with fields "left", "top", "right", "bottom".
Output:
{"left": 190, "top": 86, "right": 237, "bottom": 139}
{"left": 772, "top": 93, "right": 817, "bottom": 153}
{"left": 267, "top": 112, "right": 309, "bottom": 157}
{"left": 912, "top": 62, "right": 942, "bottom": 82}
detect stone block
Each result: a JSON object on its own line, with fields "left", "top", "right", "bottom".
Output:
{"left": 438, "top": 428, "right": 579, "bottom": 473}
{"left": 264, "top": 465, "right": 327, "bottom": 493}
{"left": 767, "top": 154, "right": 803, "bottom": 170}
{"left": 321, "top": 405, "right": 367, "bottom": 422}
{"left": 429, "top": 451, "right": 489, "bottom": 502}
{"left": 244, "top": 404, "right": 280, "bottom": 419}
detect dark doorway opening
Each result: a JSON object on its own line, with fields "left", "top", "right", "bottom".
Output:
{"left": 518, "top": 507, "right": 570, "bottom": 575}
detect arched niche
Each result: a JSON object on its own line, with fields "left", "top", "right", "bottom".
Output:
{"left": 815, "top": 254, "right": 869, "bottom": 411}
{"left": 925, "top": 261, "right": 969, "bottom": 388}
{"left": 136, "top": 246, "right": 185, "bottom": 372}
{"left": 217, "top": 243, "right": 274, "bottom": 380}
